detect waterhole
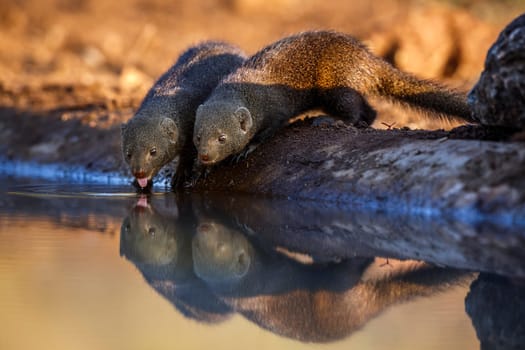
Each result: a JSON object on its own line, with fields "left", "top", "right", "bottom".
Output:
{"left": 0, "top": 171, "right": 523, "bottom": 350}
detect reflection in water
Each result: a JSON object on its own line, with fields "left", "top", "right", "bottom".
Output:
{"left": 2, "top": 181, "right": 131, "bottom": 234}
{"left": 119, "top": 195, "right": 232, "bottom": 323}
{"left": 193, "top": 194, "right": 525, "bottom": 278}
{"left": 466, "top": 274, "right": 525, "bottom": 350}
{"left": 120, "top": 194, "right": 474, "bottom": 343}
{"left": 4, "top": 178, "right": 520, "bottom": 347}
{"left": 192, "top": 221, "right": 469, "bottom": 342}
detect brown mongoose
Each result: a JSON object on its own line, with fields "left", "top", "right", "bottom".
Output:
{"left": 193, "top": 31, "right": 476, "bottom": 165}
{"left": 121, "top": 41, "right": 246, "bottom": 189}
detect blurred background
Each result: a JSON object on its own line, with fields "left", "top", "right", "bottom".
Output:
{"left": 0, "top": 0, "right": 523, "bottom": 127}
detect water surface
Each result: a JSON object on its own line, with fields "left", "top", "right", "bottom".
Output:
{"left": 1, "top": 175, "right": 524, "bottom": 350}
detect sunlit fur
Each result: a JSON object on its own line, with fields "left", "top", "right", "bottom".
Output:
{"left": 193, "top": 31, "right": 475, "bottom": 165}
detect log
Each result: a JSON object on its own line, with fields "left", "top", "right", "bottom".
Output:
{"left": 192, "top": 121, "right": 525, "bottom": 225}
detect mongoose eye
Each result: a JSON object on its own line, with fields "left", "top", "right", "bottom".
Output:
{"left": 126, "top": 152, "right": 132, "bottom": 159}
{"left": 149, "top": 147, "right": 157, "bottom": 156}
{"left": 148, "top": 227, "right": 156, "bottom": 236}
{"left": 218, "top": 134, "right": 227, "bottom": 144}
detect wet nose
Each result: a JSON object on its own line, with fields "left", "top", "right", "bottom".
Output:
{"left": 133, "top": 169, "right": 146, "bottom": 178}
{"left": 199, "top": 154, "right": 209, "bottom": 162}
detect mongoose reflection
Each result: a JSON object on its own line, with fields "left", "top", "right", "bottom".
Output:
{"left": 119, "top": 194, "right": 472, "bottom": 342}
{"left": 120, "top": 195, "right": 232, "bottom": 322}
{"left": 193, "top": 31, "right": 475, "bottom": 166}
{"left": 191, "top": 216, "right": 471, "bottom": 343}
{"left": 121, "top": 41, "right": 245, "bottom": 189}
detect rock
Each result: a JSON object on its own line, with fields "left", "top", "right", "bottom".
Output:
{"left": 468, "top": 14, "right": 525, "bottom": 128}
{"left": 466, "top": 274, "right": 525, "bottom": 350}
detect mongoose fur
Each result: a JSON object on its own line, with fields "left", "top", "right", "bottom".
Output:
{"left": 121, "top": 41, "right": 246, "bottom": 189}
{"left": 193, "top": 31, "right": 476, "bottom": 165}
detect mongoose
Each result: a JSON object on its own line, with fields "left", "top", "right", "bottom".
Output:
{"left": 193, "top": 31, "right": 476, "bottom": 165}
{"left": 121, "top": 41, "right": 246, "bottom": 189}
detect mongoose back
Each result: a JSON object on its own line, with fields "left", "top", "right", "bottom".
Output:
{"left": 193, "top": 31, "right": 475, "bottom": 165}
{"left": 121, "top": 41, "right": 246, "bottom": 189}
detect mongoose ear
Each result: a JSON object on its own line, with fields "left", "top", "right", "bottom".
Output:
{"left": 235, "top": 107, "right": 253, "bottom": 133}
{"left": 233, "top": 249, "right": 251, "bottom": 277}
{"left": 160, "top": 118, "right": 177, "bottom": 143}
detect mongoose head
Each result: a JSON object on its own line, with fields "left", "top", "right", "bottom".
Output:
{"left": 193, "top": 102, "right": 253, "bottom": 165}
{"left": 120, "top": 197, "right": 180, "bottom": 266}
{"left": 192, "top": 221, "right": 252, "bottom": 282}
{"left": 121, "top": 115, "right": 179, "bottom": 188}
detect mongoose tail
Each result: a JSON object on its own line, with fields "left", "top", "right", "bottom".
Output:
{"left": 374, "top": 61, "right": 476, "bottom": 123}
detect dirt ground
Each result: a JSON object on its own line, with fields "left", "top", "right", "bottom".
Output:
{"left": 0, "top": 0, "right": 523, "bottom": 178}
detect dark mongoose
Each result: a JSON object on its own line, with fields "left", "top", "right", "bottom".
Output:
{"left": 193, "top": 31, "right": 476, "bottom": 165}
{"left": 121, "top": 41, "right": 246, "bottom": 189}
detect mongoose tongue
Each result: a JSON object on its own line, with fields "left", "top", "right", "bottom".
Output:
{"left": 135, "top": 195, "right": 149, "bottom": 208}
{"left": 137, "top": 178, "right": 149, "bottom": 188}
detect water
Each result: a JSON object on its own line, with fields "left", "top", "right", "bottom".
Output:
{"left": 1, "top": 173, "right": 524, "bottom": 350}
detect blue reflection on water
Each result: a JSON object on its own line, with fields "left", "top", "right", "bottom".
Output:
{"left": 0, "top": 157, "right": 130, "bottom": 185}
